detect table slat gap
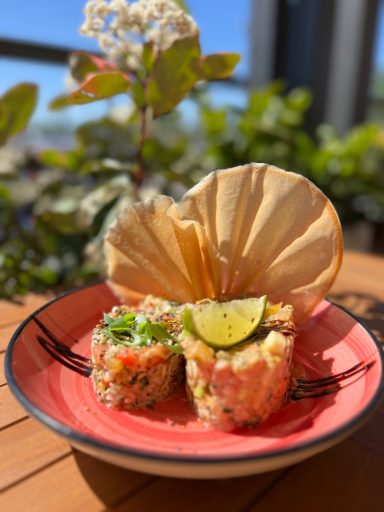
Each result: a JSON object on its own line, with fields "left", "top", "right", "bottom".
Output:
{"left": 0, "top": 386, "right": 30, "bottom": 428}
{"left": 1, "top": 452, "right": 154, "bottom": 512}
{"left": 1, "top": 251, "right": 384, "bottom": 510}
{"left": 0, "top": 414, "right": 29, "bottom": 433}
{"left": 248, "top": 439, "right": 384, "bottom": 511}
{"left": 100, "top": 475, "right": 157, "bottom": 512}
{"left": 0, "top": 294, "right": 51, "bottom": 328}
{"left": 0, "top": 321, "right": 30, "bottom": 352}
{"left": 0, "top": 352, "right": 6, "bottom": 385}
{"left": 1, "top": 452, "right": 72, "bottom": 494}
{"left": 110, "top": 467, "right": 286, "bottom": 512}
{"left": 0, "top": 417, "right": 71, "bottom": 490}
{"left": 237, "top": 466, "right": 293, "bottom": 512}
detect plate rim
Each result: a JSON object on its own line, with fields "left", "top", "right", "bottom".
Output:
{"left": 5, "top": 281, "right": 384, "bottom": 465}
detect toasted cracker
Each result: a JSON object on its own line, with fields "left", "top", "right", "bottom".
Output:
{"left": 104, "top": 164, "right": 343, "bottom": 323}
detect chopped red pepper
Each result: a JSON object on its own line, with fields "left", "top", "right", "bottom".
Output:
{"left": 117, "top": 349, "right": 137, "bottom": 367}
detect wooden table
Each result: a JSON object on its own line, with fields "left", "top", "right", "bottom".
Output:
{"left": 1, "top": 250, "right": 384, "bottom": 512}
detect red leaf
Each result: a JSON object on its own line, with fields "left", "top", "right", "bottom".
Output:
{"left": 70, "top": 72, "right": 131, "bottom": 104}
{"left": 69, "top": 51, "right": 115, "bottom": 83}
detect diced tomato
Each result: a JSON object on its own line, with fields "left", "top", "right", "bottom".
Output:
{"left": 101, "top": 378, "right": 110, "bottom": 389}
{"left": 137, "top": 345, "right": 169, "bottom": 368}
{"left": 117, "top": 349, "right": 137, "bottom": 367}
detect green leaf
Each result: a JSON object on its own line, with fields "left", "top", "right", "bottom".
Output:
{"left": 100, "top": 310, "right": 182, "bottom": 352}
{"left": 69, "top": 51, "right": 114, "bottom": 83}
{"left": 142, "top": 42, "right": 155, "bottom": 73}
{"left": 147, "top": 36, "right": 201, "bottom": 117}
{"left": 48, "top": 94, "right": 72, "bottom": 110}
{"left": 201, "top": 106, "right": 227, "bottom": 136}
{"left": 286, "top": 88, "right": 312, "bottom": 112}
{"left": 103, "top": 313, "right": 115, "bottom": 326}
{"left": 181, "top": 307, "right": 193, "bottom": 336}
{"left": 172, "top": 0, "right": 189, "bottom": 12}
{"left": 38, "top": 148, "right": 82, "bottom": 170}
{"left": 107, "top": 313, "right": 136, "bottom": 331}
{"left": 162, "top": 341, "right": 183, "bottom": 354}
{"left": 70, "top": 72, "right": 131, "bottom": 104}
{"left": 131, "top": 81, "right": 146, "bottom": 108}
{"left": 0, "top": 102, "right": 10, "bottom": 137}
{"left": 33, "top": 266, "right": 59, "bottom": 286}
{"left": 77, "top": 175, "right": 130, "bottom": 230}
{"left": 136, "top": 313, "right": 147, "bottom": 326}
{"left": 75, "top": 117, "right": 136, "bottom": 161}
{"left": 34, "top": 186, "right": 85, "bottom": 234}
{"left": 0, "top": 83, "right": 37, "bottom": 145}
{"left": 68, "top": 90, "right": 102, "bottom": 105}
{"left": 199, "top": 53, "right": 240, "bottom": 80}
{"left": 0, "top": 183, "right": 11, "bottom": 201}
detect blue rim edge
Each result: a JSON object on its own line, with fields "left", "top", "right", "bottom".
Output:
{"left": 4, "top": 281, "right": 384, "bottom": 466}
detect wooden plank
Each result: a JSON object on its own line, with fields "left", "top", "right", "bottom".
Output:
{"left": 332, "top": 251, "right": 384, "bottom": 297}
{"left": 0, "top": 251, "right": 382, "bottom": 512}
{"left": 1, "top": 450, "right": 153, "bottom": 512}
{"left": 0, "top": 294, "right": 51, "bottom": 328}
{"left": 0, "top": 323, "right": 19, "bottom": 353}
{"left": 0, "top": 417, "right": 70, "bottom": 491}
{"left": 0, "top": 385, "right": 28, "bottom": 428}
{"left": 113, "top": 468, "right": 287, "bottom": 512}
{"left": 248, "top": 439, "right": 384, "bottom": 511}
{"left": 0, "top": 352, "right": 4, "bottom": 385}
{"left": 330, "top": 252, "right": 384, "bottom": 343}
{"left": 352, "top": 399, "right": 384, "bottom": 458}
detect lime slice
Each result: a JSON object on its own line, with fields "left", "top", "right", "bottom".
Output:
{"left": 184, "top": 296, "right": 267, "bottom": 349}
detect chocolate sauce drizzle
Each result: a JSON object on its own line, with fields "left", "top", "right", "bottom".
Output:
{"left": 289, "top": 360, "right": 375, "bottom": 401}
{"left": 33, "top": 316, "right": 92, "bottom": 377}
{"left": 32, "top": 316, "right": 375, "bottom": 399}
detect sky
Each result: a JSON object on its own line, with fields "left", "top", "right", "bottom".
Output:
{"left": 1, "top": 0, "right": 384, "bottom": 134}
{"left": 0, "top": 0, "right": 250, "bottom": 129}
{"left": 374, "top": 0, "right": 384, "bottom": 71}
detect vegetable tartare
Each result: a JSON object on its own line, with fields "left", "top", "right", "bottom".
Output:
{"left": 91, "top": 296, "right": 184, "bottom": 409}
{"left": 92, "top": 295, "right": 295, "bottom": 431}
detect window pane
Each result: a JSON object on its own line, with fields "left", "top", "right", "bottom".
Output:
{"left": 1, "top": 1, "right": 250, "bottom": 148}
{"left": 0, "top": 0, "right": 98, "bottom": 51}
{"left": 0, "top": 0, "right": 250, "bottom": 77}
{"left": 0, "top": 58, "right": 111, "bottom": 148}
{"left": 367, "top": 0, "right": 384, "bottom": 121}
{"left": 189, "top": 0, "right": 250, "bottom": 78}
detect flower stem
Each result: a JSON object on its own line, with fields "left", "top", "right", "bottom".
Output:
{"left": 134, "top": 103, "right": 147, "bottom": 191}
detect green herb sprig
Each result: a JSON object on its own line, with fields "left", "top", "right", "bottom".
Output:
{"left": 102, "top": 312, "right": 182, "bottom": 353}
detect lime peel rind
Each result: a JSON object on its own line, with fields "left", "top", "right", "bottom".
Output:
{"left": 183, "top": 296, "right": 267, "bottom": 349}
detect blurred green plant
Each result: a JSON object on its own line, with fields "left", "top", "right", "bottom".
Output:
{"left": 2, "top": 4, "right": 384, "bottom": 300}
{"left": 0, "top": 82, "right": 43, "bottom": 299}
{"left": 49, "top": 0, "right": 239, "bottom": 189}
{"left": 3, "top": 79, "right": 384, "bottom": 298}
{"left": 1, "top": 0, "right": 241, "bottom": 299}
{"left": 0, "top": 83, "right": 37, "bottom": 146}
{"left": 195, "top": 82, "right": 384, "bottom": 225}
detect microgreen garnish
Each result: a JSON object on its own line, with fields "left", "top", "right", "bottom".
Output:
{"left": 102, "top": 312, "right": 182, "bottom": 353}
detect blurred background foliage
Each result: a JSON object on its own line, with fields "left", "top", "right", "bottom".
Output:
{"left": 2, "top": 80, "right": 384, "bottom": 299}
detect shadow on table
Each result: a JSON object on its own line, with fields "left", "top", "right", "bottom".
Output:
{"left": 72, "top": 448, "right": 154, "bottom": 508}
{"left": 72, "top": 448, "right": 288, "bottom": 511}
{"left": 329, "top": 292, "right": 384, "bottom": 454}
{"left": 329, "top": 291, "right": 384, "bottom": 345}
{"left": 70, "top": 293, "right": 384, "bottom": 509}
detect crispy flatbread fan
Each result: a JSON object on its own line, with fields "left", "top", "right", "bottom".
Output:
{"left": 104, "top": 163, "right": 343, "bottom": 324}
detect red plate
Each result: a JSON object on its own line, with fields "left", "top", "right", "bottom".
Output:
{"left": 5, "top": 282, "right": 384, "bottom": 478}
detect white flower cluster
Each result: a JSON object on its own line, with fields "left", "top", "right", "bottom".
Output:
{"left": 80, "top": 0, "right": 198, "bottom": 71}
